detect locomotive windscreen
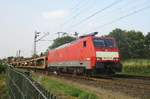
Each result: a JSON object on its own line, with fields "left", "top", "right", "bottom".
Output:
{"left": 93, "top": 38, "right": 115, "bottom": 48}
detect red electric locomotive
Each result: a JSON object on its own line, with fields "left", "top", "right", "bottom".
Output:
{"left": 48, "top": 32, "right": 122, "bottom": 74}
{"left": 10, "top": 32, "right": 122, "bottom": 74}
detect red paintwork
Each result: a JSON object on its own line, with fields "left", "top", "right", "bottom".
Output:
{"left": 48, "top": 36, "right": 120, "bottom": 70}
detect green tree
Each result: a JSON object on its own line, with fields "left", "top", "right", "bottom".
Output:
{"left": 109, "top": 28, "right": 146, "bottom": 59}
{"left": 49, "top": 36, "right": 76, "bottom": 49}
{"left": 7, "top": 56, "right": 14, "bottom": 63}
{"left": 126, "top": 30, "right": 145, "bottom": 58}
{"left": 145, "top": 32, "right": 150, "bottom": 58}
{"left": 0, "top": 60, "right": 6, "bottom": 74}
{"left": 109, "top": 28, "right": 131, "bottom": 59}
{"left": 32, "top": 54, "right": 39, "bottom": 58}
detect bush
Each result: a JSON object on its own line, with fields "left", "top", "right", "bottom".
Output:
{"left": 0, "top": 75, "right": 8, "bottom": 99}
{"left": 0, "top": 63, "right": 6, "bottom": 74}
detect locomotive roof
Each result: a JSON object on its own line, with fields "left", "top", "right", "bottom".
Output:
{"left": 52, "top": 35, "right": 114, "bottom": 51}
{"left": 54, "top": 42, "right": 72, "bottom": 50}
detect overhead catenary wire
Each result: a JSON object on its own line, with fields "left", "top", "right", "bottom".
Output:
{"left": 83, "top": 0, "right": 144, "bottom": 25}
{"left": 55, "top": 0, "right": 90, "bottom": 32}
{"left": 71, "top": 1, "right": 96, "bottom": 19}
{"left": 91, "top": 4, "right": 150, "bottom": 31}
{"left": 83, "top": 0, "right": 149, "bottom": 32}
{"left": 70, "top": 0, "right": 85, "bottom": 12}
{"left": 62, "top": 0, "right": 95, "bottom": 29}
{"left": 69, "top": 0, "right": 123, "bottom": 28}
{"left": 61, "top": 0, "right": 89, "bottom": 25}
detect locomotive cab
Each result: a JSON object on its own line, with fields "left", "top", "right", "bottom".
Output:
{"left": 92, "top": 37, "right": 122, "bottom": 73}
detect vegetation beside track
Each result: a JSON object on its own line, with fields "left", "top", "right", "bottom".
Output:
{"left": 0, "top": 74, "right": 8, "bottom": 99}
{"left": 122, "top": 59, "right": 150, "bottom": 76}
{"left": 0, "top": 61, "right": 6, "bottom": 74}
{"left": 33, "top": 74, "right": 98, "bottom": 99}
{"left": 0, "top": 61, "right": 8, "bottom": 99}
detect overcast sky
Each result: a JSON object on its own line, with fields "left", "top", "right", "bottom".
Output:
{"left": 0, "top": 0, "right": 150, "bottom": 58}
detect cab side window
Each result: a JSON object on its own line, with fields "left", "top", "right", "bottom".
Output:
{"left": 83, "top": 41, "right": 86, "bottom": 47}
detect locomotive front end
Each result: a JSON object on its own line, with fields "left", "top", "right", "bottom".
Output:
{"left": 93, "top": 37, "right": 122, "bottom": 73}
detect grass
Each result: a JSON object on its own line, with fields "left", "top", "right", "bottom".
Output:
{"left": 33, "top": 74, "right": 98, "bottom": 99}
{"left": 122, "top": 59, "right": 150, "bottom": 76}
{"left": 0, "top": 74, "right": 8, "bottom": 99}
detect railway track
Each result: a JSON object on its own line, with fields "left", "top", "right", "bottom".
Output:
{"left": 94, "top": 74, "right": 150, "bottom": 87}
{"left": 54, "top": 73, "right": 150, "bottom": 99}
{"left": 18, "top": 68, "right": 150, "bottom": 99}
{"left": 114, "top": 73, "right": 150, "bottom": 80}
